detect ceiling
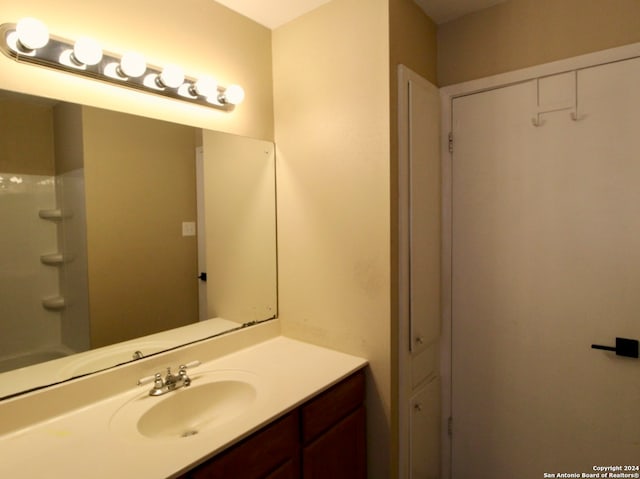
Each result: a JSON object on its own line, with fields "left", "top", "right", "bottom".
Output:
{"left": 214, "top": 0, "right": 331, "bottom": 29}
{"left": 215, "top": 0, "right": 508, "bottom": 29}
{"left": 413, "top": 0, "right": 508, "bottom": 24}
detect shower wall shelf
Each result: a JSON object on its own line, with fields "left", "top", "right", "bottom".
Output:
{"left": 40, "top": 253, "right": 65, "bottom": 266}
{"left": 38, "top": 209, "right": 64, "bottom": 221}
{"left": 42, "top": 296, "right": 65, "bottom": 311}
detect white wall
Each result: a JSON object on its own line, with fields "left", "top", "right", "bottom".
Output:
{"left": 273, "top": 0, "right": 392, "bottom": 476}
{"left": 0, "top": 173, "right": 61, "bottom": 361}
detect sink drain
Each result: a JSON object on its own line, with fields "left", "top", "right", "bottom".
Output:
{"left": 181, "top": 430, "right": 199, "bottom": 438}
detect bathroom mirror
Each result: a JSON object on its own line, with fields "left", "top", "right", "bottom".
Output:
{"left": 0, "top": 88, "right": 277, "bottom": 399}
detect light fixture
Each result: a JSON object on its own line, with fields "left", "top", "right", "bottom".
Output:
{"left": 0, "top": 18, "right": 244, "bottom": 111}
{"left": 190, "top": 75, "right": 218, "bottom": 98}
{"left": 119, "top": 51, "right": 146, "bottom": 78}
{"left": 219, "top": 84, "right": 245, "bottom": 105}
{"left": 157, "top": 63, "right": 184, "bottom": 89}
{"left": 15, "top": 17, "right": 48, "bottom": 51}
{"left": 71, "top": 36, "right": 102, "bottom": 66}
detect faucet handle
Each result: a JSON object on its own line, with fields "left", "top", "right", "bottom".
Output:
{"left": 137, "top": 372, "right": 163, "bottom": 387}
{"left": 178, "top": 360, "right": 200, "bottom": 388}
{"left": 179, "top": 360, "right": 201, "bottom": 370}
{"left": 179, "top": 360, "right": 201, "bottom": 376}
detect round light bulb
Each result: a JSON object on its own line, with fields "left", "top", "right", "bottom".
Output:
{"left": 16, "top": 17, "right": 49, "bottom": 50}
{"left": 119, "top": 51, "right": 146, "bottom": 78}
{"left": 159, "top": 64, "right": 184, "bottom": 89}
{"left": 193, "top": 76, "right": 218, "bottom": 98}
{"left": 73, "top": 37, "right": 103, "bottom": 66}
{"left": 224, "top": 84, "right": 245, "bottom": 105}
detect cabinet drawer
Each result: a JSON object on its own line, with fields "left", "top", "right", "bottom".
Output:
{"left": 186, "top": 412, "right": 299, "bottom": 479}
{"left": 301, "top": 370, "right": 365, "bottom": 443}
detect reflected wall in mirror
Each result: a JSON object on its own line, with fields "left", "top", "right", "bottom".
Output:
{"left": 0, "top": 89, "right": 277, "bottom": 399}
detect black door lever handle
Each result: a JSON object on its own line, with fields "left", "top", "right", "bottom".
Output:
{"left": 591, "top": 337, "right": 639, "bottom": 358}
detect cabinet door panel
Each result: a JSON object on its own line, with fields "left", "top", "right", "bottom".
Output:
{"left": 265, "top": 457, "right": 300, "bottom": 479}
{"left": 302, "top": 406, "right": 366, "bottom": 479}
{"left": 410, "top": 377, "right": 440, "bottom": 479}
{"left": 187, "top": 412, "right": 298, "bottom": 479}
{"left": 301, "top": 370, "right": 365, "bottom": 443}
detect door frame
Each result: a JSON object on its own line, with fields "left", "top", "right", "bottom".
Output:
{"left": 195, "top": 146, "right": 208, "bottom": 322}
{"left": 439, "top": 41, "right": 640, "bottom": 479}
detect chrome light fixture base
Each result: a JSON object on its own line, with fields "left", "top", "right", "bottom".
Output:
{"left": 0, "top": 22, "right": 243, "bottom": 111}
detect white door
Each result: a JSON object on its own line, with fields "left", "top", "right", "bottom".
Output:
{"left": 200, "top": 130, "right": 277, "bottom": 324}
{"left": 451, "top": 58, "right": 640, "bottom": 478}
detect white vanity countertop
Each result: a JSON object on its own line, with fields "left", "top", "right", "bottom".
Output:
{"left": 0, "top": 336, "right": 367, "bottom": 479}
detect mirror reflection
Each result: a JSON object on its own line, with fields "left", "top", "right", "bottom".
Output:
{"left": 0, "top": 89, "right": 277, "bottom": 399}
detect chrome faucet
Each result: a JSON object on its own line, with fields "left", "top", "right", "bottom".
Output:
{"left": 137, "top": 360, "right": 201, "bottom": 396}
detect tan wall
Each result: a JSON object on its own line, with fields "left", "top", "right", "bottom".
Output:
{"left": 438, "top": 0, "right": 640, "bottom": 86}
{"left": 273, "top": 0, "right": 391, "bottom": 476}
{"left": 53, "top": 102, "right": 84, "bottom": 174}
{"left": 0, "top": 96, "right": 55, "bottom": 175}
{"left": 82, "top": 107, "right": 198, "bottom": 347}
{"left": 390, "top": 0, "right": 438, "bottom": 85}
{"left": 0, "top": 0, "right": 273, "bottom": 140}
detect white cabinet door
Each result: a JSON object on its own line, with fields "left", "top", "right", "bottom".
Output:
{"left": 398, "top": 65, "right": 442, "bottom": 479}
{"left": 408, "top": 73, "right": 441, "bottom": 358}
{"left": 410, "top": 377, "right": 441, "bottom": 479}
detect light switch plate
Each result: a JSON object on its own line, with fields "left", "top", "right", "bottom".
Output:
{"left": 182, "top": 221, "right": 196, "bottom": 237}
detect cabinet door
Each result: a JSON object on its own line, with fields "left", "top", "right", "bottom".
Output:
{"left": 301, "top": 370, "right": 365, "bottom": 443}
{"left": 265, "top": 458, "right": 300, "bottom": 479}
{"left": 186, "top": 412, "right": 299, "bottom": 479}
{"left": 410, "top": 378, "right": 440, "bottom": 479}
{"left": 302, "top": 406, "right": 366, "bottom": 479}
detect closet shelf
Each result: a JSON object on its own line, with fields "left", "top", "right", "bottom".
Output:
{"left": 42, "top": 296, "right": 65, "bottom": 311}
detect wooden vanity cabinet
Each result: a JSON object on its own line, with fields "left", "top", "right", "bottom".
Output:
{"left": 301, "top": 370, "right": 366, "bottom": 479}
{"left": 178, "top": 369, "right": 366, "bottom": 479}
{"left": 184, "top": 412, "right": 300, "bottom": 479}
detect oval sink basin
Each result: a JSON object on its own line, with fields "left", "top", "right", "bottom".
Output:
{"left": 110, "top": 370, "right": 265, "bottom": 440}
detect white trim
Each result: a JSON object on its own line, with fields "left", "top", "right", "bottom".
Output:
{"left": 441, "top": 41, "right": 640, "bottom": 100}
{"left": 439, "top": 85, "right": 454, "bottom": 479}
{"left": 440, "top": 40, "right": 640, "bottom": 479}
{"left": 397, "top": 63, "right": 412, "bottom": 479}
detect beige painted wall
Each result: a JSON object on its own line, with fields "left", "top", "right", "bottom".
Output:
{"left": 81, "top": 106, "right": 198, "bottom": 347}
{"left": 0, "top": 0, "right": 274, "bottom": 140}
{"left": 53, "top": 102, "right": 83, "bottom": 174}
{"left": 438, "top": 0, "right": 640, "bottom": 86}
{"left": 273, "top": 0, "right": 391, "bottom": 476}
{"left": 0, "top": 96, "right": 54, "bottom": 175}
{"left": 390, "top": 0, "right": 438, "bottom": 86}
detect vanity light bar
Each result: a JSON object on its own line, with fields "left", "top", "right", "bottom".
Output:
{"left": 0, "top": 18, "right": 245, "bottom": 111}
